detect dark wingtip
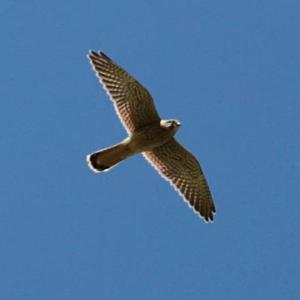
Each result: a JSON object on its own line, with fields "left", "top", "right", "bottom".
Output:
{"left": 211, "top": 202, "right": 216, "bottom": 213}
{"left": 204, "top": 201, "right": 216, "bottom": 223}
{"left": 99, "top": 51, "right": 112, "bottom": 61}
{"left": 203, "top": 213, "right": 212, "bottom": 223}
{"left": 87, "top": 50, "right": 112, "bottom": 62}
{"left": 90, "top": 50, "right": 99, "bottom": 57}
{"left": 200, "top": 203, "right": 215, "bottom": 223}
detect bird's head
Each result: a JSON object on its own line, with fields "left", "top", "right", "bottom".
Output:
{"left": 160, "top": 119, "right": 181, "bottom": 133}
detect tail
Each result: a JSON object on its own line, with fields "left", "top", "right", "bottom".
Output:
{"left": 87, "top": 140, "right": 134, "bottom": 172}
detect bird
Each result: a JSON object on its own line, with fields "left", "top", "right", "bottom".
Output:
{"left": 86, "top": 51, "right": 216, "bottom": 222}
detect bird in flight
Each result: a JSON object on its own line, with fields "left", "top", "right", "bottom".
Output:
{"left": 86, "top": 51, "right": 216, "bottom": 222}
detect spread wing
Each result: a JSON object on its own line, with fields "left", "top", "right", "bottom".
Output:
{"left": 144, "top": 138, "right": 216, "bottom": 222}
{"left": 88, "top": 51, "right": 161, "bottom": 134}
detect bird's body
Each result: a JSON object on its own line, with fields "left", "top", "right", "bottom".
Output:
{"left": 130, "top": 120, "right": 180, "bottom": 151}
{"left": 86, "top": 51, "right": 216, "bottom": 222}
{"left": 88, "top": 120, "right": 179, "bottom": 171}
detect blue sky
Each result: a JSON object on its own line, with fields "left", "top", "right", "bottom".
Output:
{"left": 1, "top": 0, "right": 299, "bottom": 299}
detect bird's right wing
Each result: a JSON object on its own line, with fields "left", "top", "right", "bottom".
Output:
{"left": 143, "top": 138, "right": 216, "bottom": 222}
{"left": 88, "top": 51, "right": 161, "bottom": 134}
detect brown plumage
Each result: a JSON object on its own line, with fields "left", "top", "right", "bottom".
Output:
{"left": 86, "top": 51, "right": 216, "bottom": 222}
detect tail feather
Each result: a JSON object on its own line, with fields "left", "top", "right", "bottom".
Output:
{"left": 87, "top": 140, "right": 134, "bottom": 173}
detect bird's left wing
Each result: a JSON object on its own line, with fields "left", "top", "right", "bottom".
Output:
{"left": 88, "top": 51, "right": 161, "bottom": 134}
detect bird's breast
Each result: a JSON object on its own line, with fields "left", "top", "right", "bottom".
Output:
{"left": 129, "top": 124, "right": 173, "bottom": 152}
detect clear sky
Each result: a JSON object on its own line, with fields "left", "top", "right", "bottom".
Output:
{"left": 1, "top": 0, "right": 299, "bottom": 299}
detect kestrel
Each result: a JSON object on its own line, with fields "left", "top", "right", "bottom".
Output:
{"left": 86, "top": 51, "right": 216, "bottom": 222}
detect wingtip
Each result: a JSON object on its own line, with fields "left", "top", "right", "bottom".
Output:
{"left": 202, "top": 214, "right": 213, "bottom": 224}
{"left": 87, "top": 50, "right": 112, "bottom": 61}
{"left": 198, "top": 202, "right": 216, "bottom": 223}
{"left": 99, "top": 51, "right": 112, "bottom": 61}
{"left": 87, "top": 50, "right": 98, "bottom": 58}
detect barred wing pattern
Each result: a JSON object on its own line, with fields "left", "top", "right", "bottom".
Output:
{"left": 144, "top": 138, "right": 215, "bottom": 222}
{"left": 88, "top": 51, "right": 161, "bottom": 133}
